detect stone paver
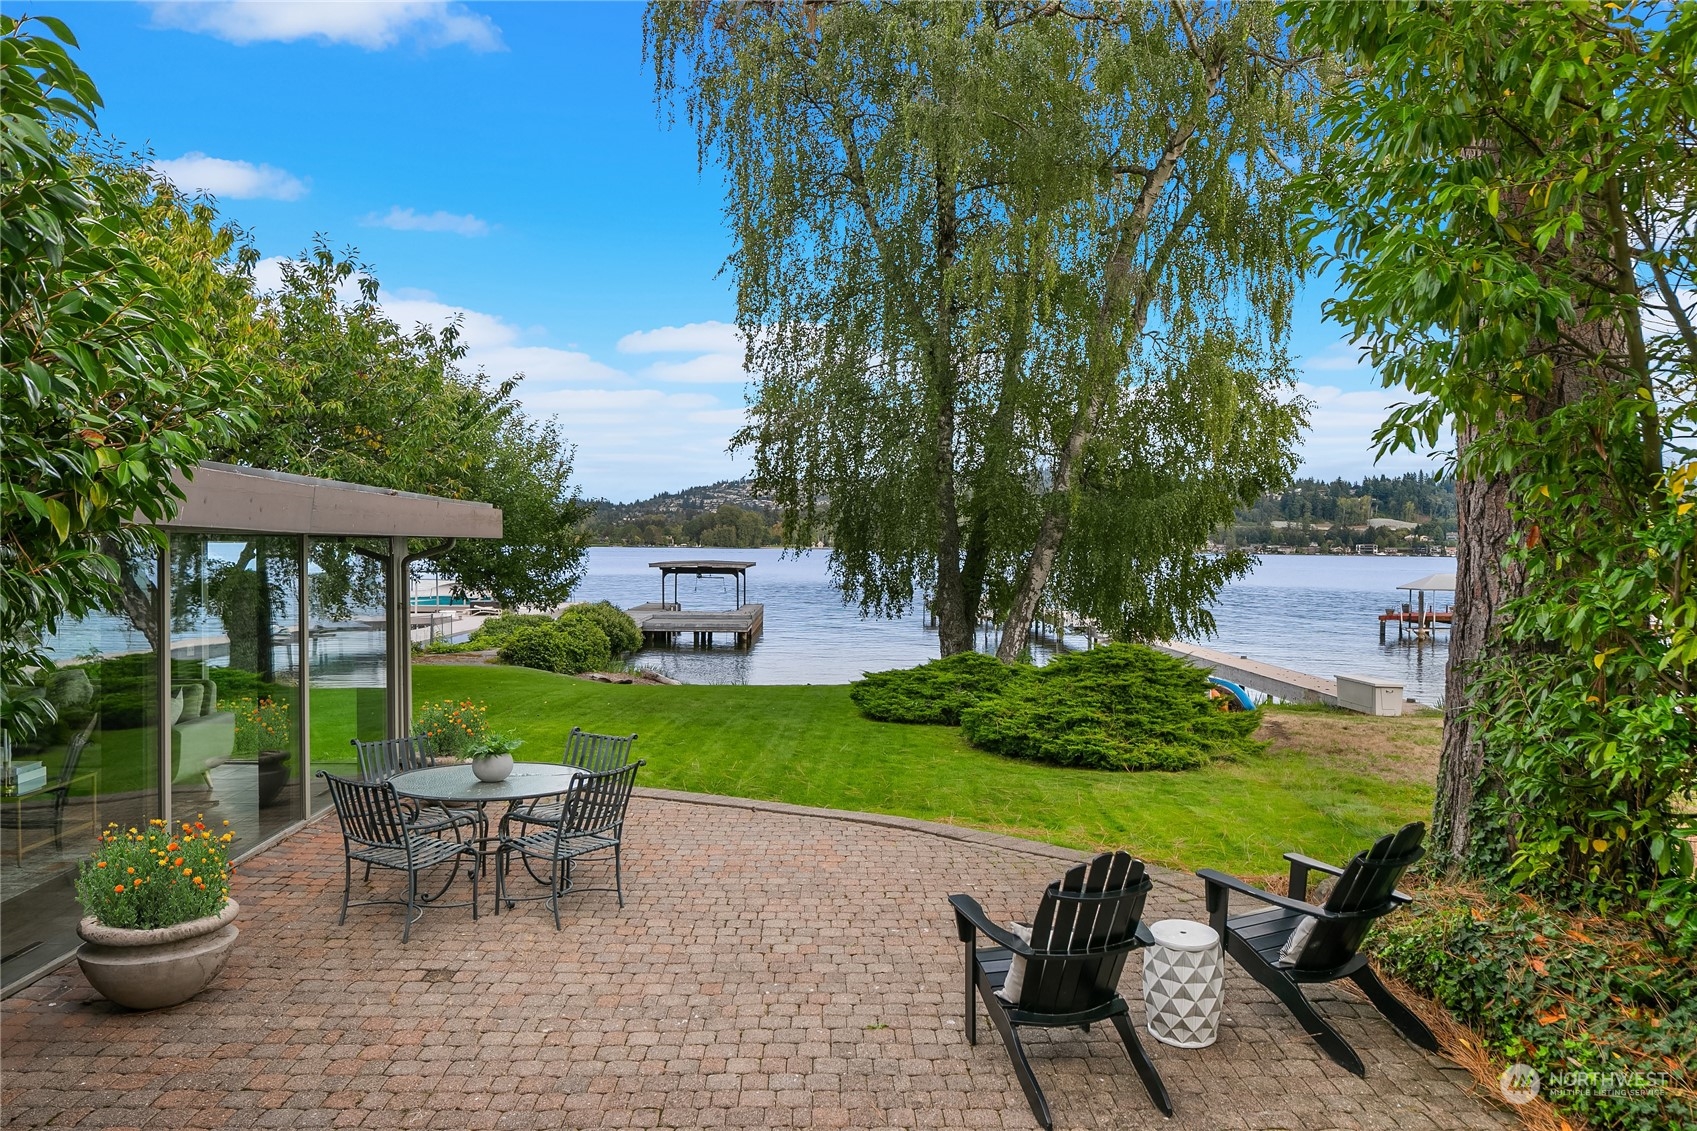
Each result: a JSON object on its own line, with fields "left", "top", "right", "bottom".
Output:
{"left": 2, "top": 791, "right": 1515, "bottom": 1131}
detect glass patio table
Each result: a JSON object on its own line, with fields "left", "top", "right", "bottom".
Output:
{"left": 389, "top": 762, "right": 582, "bottom": 807}
{"left": 388, "top": 762, "right": 582, "bottom": 894}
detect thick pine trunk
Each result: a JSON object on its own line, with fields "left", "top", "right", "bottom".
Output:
{"left": 1431, "top": 432, "right": 1519, "bottom": 865}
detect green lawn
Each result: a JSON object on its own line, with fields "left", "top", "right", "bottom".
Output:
{"left": 413, "top": 665, "right": 1434, "bottom": 877}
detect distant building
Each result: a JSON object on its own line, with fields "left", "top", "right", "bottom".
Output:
{"left": 1355, "top": 543, "right": 1379, "bottom": 555}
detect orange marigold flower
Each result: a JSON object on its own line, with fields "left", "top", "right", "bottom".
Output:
{"left": 175, "top": 857, "right": 184, "bottom": 866}
{"left": 126, "top": 867, "right": 136, "bottom": 874}
{"left": 97, "top": 860, "right": 108, "bottom": 868}
{"left": 114, "top": 885, "right": 124, "bottom": 893}
{"left": 183, "top": 867, "right": 193, "bottom": 875}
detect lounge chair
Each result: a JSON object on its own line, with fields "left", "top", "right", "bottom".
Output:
{"left": 1196, "top": 822, "right": 1438, "bottom": 1075}
{"left": 948, "top": 851, "right": 1172, "bottom": 1129}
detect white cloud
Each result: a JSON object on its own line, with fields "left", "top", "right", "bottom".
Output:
{"left": 1292, "top": 381, "right": 1444, "bottom": 480}
{"left": 639, "top": 353, "right": 749, "bottom": 385}
{"left": 147, "top": 1, "right": 504, "bottom": 52}
{"left": 240, "top": 270, "right": 749, "bottom": 497}
{"left": 362, "top": 206, "right": 489, "bottom": 237}
{"left": 1298, "top": 340, "right": 1374, "bottom": 374}
{"left": 617, "top": 321, "right": 743, "bottom": 355}
{"left": 614, "top": 320, "right": 752, "bottom": 387}
{"left": 154, "top": 152, "right": 307, "bottom": 200}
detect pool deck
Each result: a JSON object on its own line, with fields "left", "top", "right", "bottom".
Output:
{"left": 1, "top": 792, "right": 1514, "bottom": 1130}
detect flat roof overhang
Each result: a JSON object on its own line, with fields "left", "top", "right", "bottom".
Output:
{"left": 157, "top": 462, "right": 503, "bottom": 539}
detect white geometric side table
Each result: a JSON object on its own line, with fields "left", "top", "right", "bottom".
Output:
{"left": 1141, "top": 918, "right": 1224, "bottom": 1048}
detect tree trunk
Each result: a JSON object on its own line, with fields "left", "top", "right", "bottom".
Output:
{"left": 1430, "top": 432, "right": 1519, "bottom": 866}
{"left": 929, "top": 171, "right": 973, "bottom": 657}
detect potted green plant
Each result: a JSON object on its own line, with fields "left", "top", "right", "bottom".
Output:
{"left": 74, "top": 816, "right": 238, "bottom": 1010}
{"left": 468, "top": 734, "right": 523, "bottom": 783}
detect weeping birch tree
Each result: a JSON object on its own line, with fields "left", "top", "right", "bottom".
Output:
{"left": 648, "top": 1, "right": 1316, "bottom": 658}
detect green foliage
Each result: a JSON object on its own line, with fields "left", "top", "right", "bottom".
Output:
{"left": 210, "top": 242, "right": 592, "bottom": 613}
{"left": 648, "top": 2, "right": 1313, "bottom": 659}
{"left": 551, "top": 617, "right": 613, "bottom": 674}
{"left": 414, "top": 665, "right": 1435, "bottom": 877}
{"left": 1290, "top": 0, "right": 1697, "bottom": 928}
{"left": 1, "top": 15, "right": 260, "bottom": 745}
{"left": 466, "top": 613, "right": 556, "bottom": 649}
{"left": 496, "top": 619, "right": 612, "bottom": 676}
{"left": 849, "top": 651, "right": 1024, "bottom": 726}
{"left": 1373, "top": 883, "right": 1696, "bottom": 1131}
{"left": 412, "top": 697, "right": 491, "bottom": 759}
{"left": 560, "top": 602, "right": 642, "bottom": 656}
{"left": 75, "top": 817, "right": 233, "bottom": 930}
{"left": 958, "top": 645, "right": 1264, "bottom": 772}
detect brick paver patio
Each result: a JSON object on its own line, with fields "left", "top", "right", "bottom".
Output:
{"left": 3, "top": 791, "right": 1515, "bottom": 1130}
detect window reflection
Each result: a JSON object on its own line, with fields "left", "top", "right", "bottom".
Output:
{"left": 1, "top": 545, "right": 159, "bottom": 989}
{"left": 169, "top": 536, "right": 302, "bottom": 844}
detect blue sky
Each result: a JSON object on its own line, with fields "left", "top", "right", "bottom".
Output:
{"left": 43, "top": 1, "right": 1436, "bottom": 502}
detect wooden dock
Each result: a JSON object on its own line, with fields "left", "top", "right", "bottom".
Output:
{"left": 628, "top": 602, "right": 765, "bottom": 648}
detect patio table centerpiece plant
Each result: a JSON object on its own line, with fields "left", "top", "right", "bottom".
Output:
{"left": 468, "top": 734, "right": 523, "bottom": 783}
{"left": 73, "top": 817, "right": 238, "bottom": 1009}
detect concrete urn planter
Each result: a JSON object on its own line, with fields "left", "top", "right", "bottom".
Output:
{"left": 471, "top": 753, "right": 513, "bottom": 782}
{"left": 76, "top": 899, "right": 240, "bottom": 1010}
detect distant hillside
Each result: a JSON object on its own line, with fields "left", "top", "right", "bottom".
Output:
{"left": 1225, "top": 472, "right": 1457, "bottom": 553}
{"left": 585, "top": 478, "right": 783, "bottom": 547}
{"left": 584, "top": 471, "right": 1458, "bottom": 554}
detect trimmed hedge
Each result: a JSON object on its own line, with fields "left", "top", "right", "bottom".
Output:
{"left": 959, "top": 645, "right": 1262, "bottom": 771}
{"left": 848, "top": 651, "right": 1023, "bottom": 725}
{"left": 468, "top": 613, "right": 557, "bottom": 649}
{"left": 1372, "top": 882, "right": 1695, "bottom": 1131}
{"left": 560, "top": 601, "right": 642, "bottom": 655}
{"left": 851, "top": 644, "right": 1261, "bottom": 772}
{"left": 497, "top": 618, "right": 613, "bottom": 676}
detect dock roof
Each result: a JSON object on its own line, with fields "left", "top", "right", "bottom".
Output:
{"left": 1398, "top": 571, "right": 1457, "bottom": 592}
{"left": 649, "top": 559, "right": 756, "bottom": 573}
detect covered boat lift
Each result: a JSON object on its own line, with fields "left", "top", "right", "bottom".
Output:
{"left": 1381, "top": 571, "right": 1456, "bottom": 642}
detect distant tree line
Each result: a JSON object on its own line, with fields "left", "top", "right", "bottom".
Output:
{"left": 590, "top": 502, "right": 781, "bottom": 548}
{"left": 1225, "top": 472, "right": 1456, "bottom": 550}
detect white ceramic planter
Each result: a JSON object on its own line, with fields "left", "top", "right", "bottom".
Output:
{"left": 471, "top": 753, "right": 514, "bottom": 782}
{"left": 76, "top": 899, "right": 240, "bottom": 1010}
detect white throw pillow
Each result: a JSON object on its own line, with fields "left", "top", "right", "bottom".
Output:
{"left": 996, "top": 922, "right": 1035, "bottom": 1004}
{"left": 1276, "top": 914, "right": 1318, "bottom": 968}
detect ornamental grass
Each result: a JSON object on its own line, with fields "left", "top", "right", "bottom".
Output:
{"left": 75, "top": 817, "right": 233, "bottom": 930}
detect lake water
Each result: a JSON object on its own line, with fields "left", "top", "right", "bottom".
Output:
{"left": 573, "top": 547, "right": 1452, "bottom": 704}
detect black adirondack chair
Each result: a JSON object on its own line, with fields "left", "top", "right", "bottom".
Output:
{"left": 949, "top": 852, "right": 1172, "bottom": 1130}
{"left": 1196, "top": 822, "right": 1438, "bottom": 1076}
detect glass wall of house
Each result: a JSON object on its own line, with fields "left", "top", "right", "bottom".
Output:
{"left": 1, "top": 543, "right": 161, "bottom": 990}
{"left": 305, "top": 540, "right": 389, "bottom": 815}
{"left": 168, "top": 535, "right": 304, "bottom": 846}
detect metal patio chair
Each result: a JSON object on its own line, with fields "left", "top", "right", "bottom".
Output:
{"left": 499, "top": 728, "right": 636, "bottom": 839}
{"left": 1197, "top": 821, "right": 1438, "bottom": 1076}
{"left": 351, "top": 735, "right": 485, "bottom": 839}
{"left": 318, "top": 772, "right": 479, "bottom": 943}
{"left": 496, "top": 760, "right": 643, "bottom": 929}
{"left": 949, "top": 851, "right": 1172, "bottom": 1129}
